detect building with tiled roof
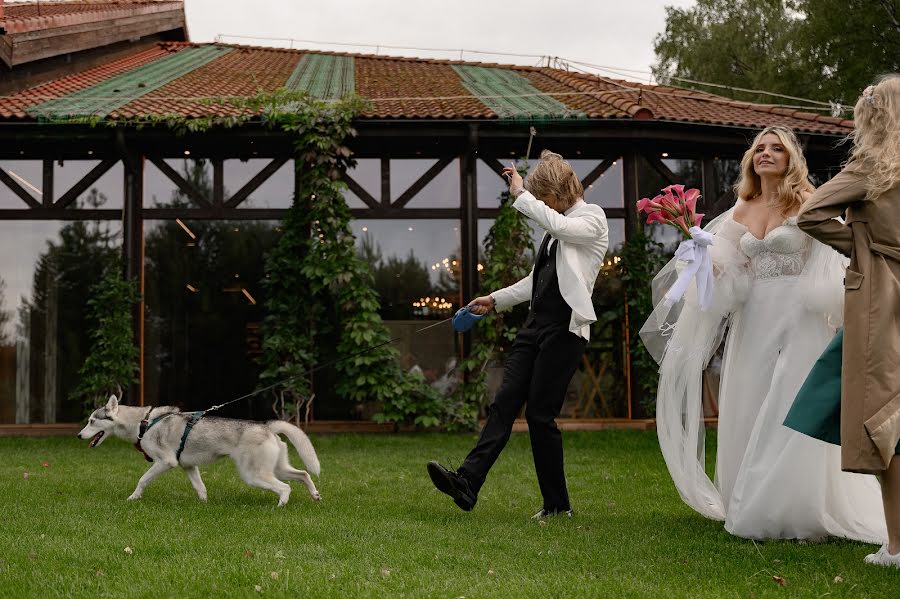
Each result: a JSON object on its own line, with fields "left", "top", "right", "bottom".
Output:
{"left": 0, "top": 4, "right": 855, "bottom": 426}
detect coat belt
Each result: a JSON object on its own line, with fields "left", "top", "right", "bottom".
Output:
{"left": 870, "top": 242, "right": 900, "bottom": 263}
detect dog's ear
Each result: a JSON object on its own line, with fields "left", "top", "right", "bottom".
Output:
{"left": 105, "top": 394, "right": 119, "bottom": 414}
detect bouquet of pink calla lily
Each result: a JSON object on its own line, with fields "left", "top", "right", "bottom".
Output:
{"left": 637, "top": 185, "right": 715, "bottom": 310}
{"left": 637, "top": 184, "right": 703, "bottom": 239}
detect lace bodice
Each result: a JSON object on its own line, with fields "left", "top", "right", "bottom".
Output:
{"left": 739, "top": 217, "right": 810, "bottom": 279}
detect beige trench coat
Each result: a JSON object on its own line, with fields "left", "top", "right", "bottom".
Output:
{"left": 797, "top": 161, "right": 900, "bottom": 474}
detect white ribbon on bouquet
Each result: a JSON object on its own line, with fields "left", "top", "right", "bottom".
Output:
{"left": 663, "top": 226, "right": 715, "bottom": 310}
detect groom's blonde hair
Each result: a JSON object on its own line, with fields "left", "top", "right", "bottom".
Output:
{"left": 525, "top": 150, "right": 583, "bottom": 210}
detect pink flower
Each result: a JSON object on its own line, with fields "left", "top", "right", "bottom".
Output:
{"left": 636, "top": 198, "right": 653, "bottom": 213}
{"left": 683, "top": 188, "right": 700, "bottom": 214}
{"left": 693, "top": 212, "right": 705, "bottom": 227}
{"left": 646, "top": 210, "right": 667, "bottom": 224}
{"left": 663, "top": 184, "right": 685, "bottom": 199}
{"left": 658, "top": 193, "right": 679, "bottom": 212}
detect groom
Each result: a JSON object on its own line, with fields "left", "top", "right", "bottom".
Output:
{"left": 427, "top": 150, "right": 609, "bottom": 518}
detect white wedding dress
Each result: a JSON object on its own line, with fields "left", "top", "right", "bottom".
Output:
{"left": 643, "top": 210, "right": 887, "bottom": 542}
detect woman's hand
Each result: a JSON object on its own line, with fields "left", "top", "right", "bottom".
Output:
{"left": 502, "top": 162, "right": 525, "bottom": 196}
{"left": 467, "top": 295, "right": 495, "bottom": 315}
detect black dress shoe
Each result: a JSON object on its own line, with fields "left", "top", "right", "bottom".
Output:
{"left": 427, "top": 461, "right": 477, "bottom": 511}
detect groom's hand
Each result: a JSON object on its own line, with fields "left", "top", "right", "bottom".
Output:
{"left": 467, "top": 295, "right": 495, "bottom": 315}
{"left": 502, "top": 162, "right": 525, "bottom": 196}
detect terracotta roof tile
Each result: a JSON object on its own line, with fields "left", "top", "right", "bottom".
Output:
{"left": 0, "top": 44, "right": 172, "bottom": 118}
{"left": 0, "top": 41, "right": 855, "bottom": 135}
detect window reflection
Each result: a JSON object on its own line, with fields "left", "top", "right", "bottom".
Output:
{"left": 143, "top": 219, "right": 279, "bottom": 416}
{"left": 350, "top": 219, "right": 459, "bottom": 384}
{"left": 0, "top": 219, "right": 121, "bottom": 424}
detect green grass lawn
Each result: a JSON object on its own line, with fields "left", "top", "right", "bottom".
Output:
{"left": 1, "top": 430, "right": 896, "bottom": 597}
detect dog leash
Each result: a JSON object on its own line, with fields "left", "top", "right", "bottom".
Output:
{"left": 132, "top": 309, "right": 486, "bottom": 462}
{"left": 203, "top": 315, "right": 458, "bottom": 414}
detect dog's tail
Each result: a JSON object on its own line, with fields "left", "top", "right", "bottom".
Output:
{"left": 267, "top": 420, "right": 321, "bottom": 476}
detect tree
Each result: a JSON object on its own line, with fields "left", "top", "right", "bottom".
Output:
{"left": 0, "top": 277, "right": 10, "bottom": 346}
{"left": 357, "top": 233, "right": 436, "bottom": 320}
{"left": 796, "top": 0, "right": 900, "bottom": 105}
{"left": 70, "top": 256, "right": 140, "bottom": 413}
{"left": 653, "top": 0, "right": 900, "bottom": 107}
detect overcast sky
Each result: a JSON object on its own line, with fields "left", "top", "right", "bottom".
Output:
{"left": 185, "top": 0, "right": 696, "bottom": 82}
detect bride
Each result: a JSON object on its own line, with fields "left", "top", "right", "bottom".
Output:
{"left": 643, "top": 126, "right": 886, "bottom": 541}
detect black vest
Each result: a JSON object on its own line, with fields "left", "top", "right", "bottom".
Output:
{"left": 524, "top": 234, "right": 571, "bottom": 330}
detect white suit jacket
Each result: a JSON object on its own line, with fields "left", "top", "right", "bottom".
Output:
{"left": 490, "top": 191, "right": 609, "bottom": 340}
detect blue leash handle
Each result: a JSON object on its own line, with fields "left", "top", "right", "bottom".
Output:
{"left": 452, "top": 305, "right": 487, "bottom": 333}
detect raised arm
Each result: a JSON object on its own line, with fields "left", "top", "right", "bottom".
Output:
{"left": 512, "top": 191, "right": 608, "bottom": 245}
{"left": 797, "top": 167, "right": 868, "bottom": 257}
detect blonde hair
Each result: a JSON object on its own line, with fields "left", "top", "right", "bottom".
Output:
{"left": 524, "top": 150, "right": 583, "bottom": 210}
{"left": 849, "top": 74, "right": 900, "bottom": 200}
{"left": 733, "top": 126, "right": 814, "bottom": 215}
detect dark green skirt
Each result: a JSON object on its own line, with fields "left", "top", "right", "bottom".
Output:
{"left": 784, "top": 328, "right": 900, "bottom": 453}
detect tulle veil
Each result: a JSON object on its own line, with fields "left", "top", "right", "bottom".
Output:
{"left": 640, "top": 208, "right": 847, "bottom": 520}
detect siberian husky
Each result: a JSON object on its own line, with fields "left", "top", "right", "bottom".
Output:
{"left": 77, "top": 395, "right": 321, "bottom": 506}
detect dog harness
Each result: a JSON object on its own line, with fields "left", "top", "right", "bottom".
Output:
{"left": 133, "top": 407, "right": 204, "bottom": 463}
{"left": 134, "top": 407, "right": 170, "bottom": 463}
{"left": 175, "top": 411, "right": 206, "bottom": 463}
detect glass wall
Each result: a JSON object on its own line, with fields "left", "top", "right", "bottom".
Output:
{"left": 142, "top": 218, "right": 279, "bottom": 418}
{"left": 349, "top": 219, "right": 460, "bottom": 382}
{"left": 0, "top": 219, "right": 122, "bottom": 424}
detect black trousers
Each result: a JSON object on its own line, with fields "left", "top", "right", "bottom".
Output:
{"left": 459, "top": 325, "right": 587, "bottom": 511}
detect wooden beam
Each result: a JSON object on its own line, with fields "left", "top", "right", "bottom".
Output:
{"left": 53, "top": 159, "right": 118, "bottom": 209}
{"left": 392, "top": 156, "right": 455, "bottom": 209}
{"left": 644, "top": 153, "right": 680, "bottom": 186}
{"left": 341, "top": 173, "right": 379, "bottom": 209}
{"left": 42, "top": 160, "right": 53, "bottom": 207}
{"left": 580, "top": 158, "right": 617, "bottom": 189}
{"left": 481, "top": 158, "right": 509, "bottom": 181}
{"left": 622, "top": 151, "right": 640, "bottom": 235}
{"left": 6, "top": 11, "right": 186, "bottom": 67}
{"left": 0, "top": 209, "right": 122, "bottom": 220}
{"left": 212, "top": 159, "right": 224, "bottom": 205}
{"left": 380, "top": 158, "right": 390, "bottom": 206}
{"left": 700, "top": 157, "right": 716, "bottom": 213}
{"left": 224, "top": 157, "right": 289, "bottom": 208}
{"left": 0, "top": 166, "right": 42, "bottom": 209}
{"left": 149, "top": 158, "right": 212, "bottom": 208}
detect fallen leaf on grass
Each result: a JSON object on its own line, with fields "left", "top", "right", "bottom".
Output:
{"left": 270, "top": 572, "right": 279, "bottom": 580}
{"left": 95, "top": 570, "right": 105, "bottom": 577}
{"left": 41, "top": 461, "right": 50, "bottom": 468}
{"left": 772, "top": 575, "right": 786, "bottom": 587}
{"left": 833, "top": 575, "right": 843, "bottom": 583}
{"left": 487, "top": 569, "right": 495, "bottom": 576}
{"left": 23, "top": 472, "right": 29, "bottom": 479}
{"left": 274, "top": 550, "right": 285, "bottom": 560}
{"left": 381, "top": 568, "right": 391, "bottom": 577}
{"left": 123, "top": 547, "right": 133, "bottom": 555}
{"left": 244, "top": 550, "right": 254, "bottom": 558}
{"left": 254, "top": 585, "right": 262, "bottom": 593}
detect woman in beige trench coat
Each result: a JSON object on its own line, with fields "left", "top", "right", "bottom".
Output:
{"left": 796, "top": 74, "right": 900, "bottom": 567}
